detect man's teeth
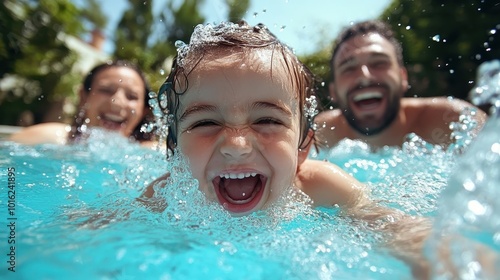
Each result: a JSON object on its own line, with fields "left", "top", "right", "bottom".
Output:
{"left": 219, "top": 172, "right": 258, "bottom": 179}
{"left": 353, "top": 92, "right": 383, "bottom": 102}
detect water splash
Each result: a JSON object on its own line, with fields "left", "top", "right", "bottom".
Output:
{"left": 469, "top": 60, "right": 500, "bottom": 116}
{"left": 425, "top": 60, "right": 500, "bottom": 279}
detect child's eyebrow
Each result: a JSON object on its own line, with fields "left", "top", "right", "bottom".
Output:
{"left": 179, "top": 104, "right": 217, "bottom": 122}
{"left": 178, "top": 101, "right": 293, "bottom": 122}
{"left": 252, "top": 101, "right": 292, "bottom": 117}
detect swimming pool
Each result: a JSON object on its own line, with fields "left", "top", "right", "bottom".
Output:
{"left": 1, "top": 59, "right": 499, "bottom": 279}
{"left": 0, "top": 118, "right": 495, "bottom": 280}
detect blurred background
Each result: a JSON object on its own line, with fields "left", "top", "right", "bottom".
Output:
{"left": 1, "top": 0, "right": 499, "bottom": 127}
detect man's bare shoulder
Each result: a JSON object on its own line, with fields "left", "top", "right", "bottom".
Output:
{"left": 315, "top": 109, "right": 344, "bottom": 126}
{"left": 9, "top": 122, "right": 70, "bottom": 145}
{"left": 314, "top": 109, "right": 348, "bottom": 148}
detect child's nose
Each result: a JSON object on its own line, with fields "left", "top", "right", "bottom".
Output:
{"left": 220, "top": 128, "right": 252, "bottom": 159}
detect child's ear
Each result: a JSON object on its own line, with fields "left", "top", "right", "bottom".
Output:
{"left": 298, "top": 129, "right": 314, "bottom": 165}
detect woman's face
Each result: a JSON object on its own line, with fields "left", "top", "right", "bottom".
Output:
{"left": 176, "top": 50, "right": 303, "bottom": 216}
{"left": 80, "top": 66, "right": 146, "bottom": 137}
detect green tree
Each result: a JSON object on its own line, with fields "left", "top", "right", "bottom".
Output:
{"left": 80, "top": 0, "right": 107, "bottom": 30}
{"left": 226, "top": 0, "right": 250, "bottom": 22}
{"left": 381, "top": 0, "right": 500, "bottom": 100}
{"left": 0, "top": 0, "right": 85, "bottom": 125}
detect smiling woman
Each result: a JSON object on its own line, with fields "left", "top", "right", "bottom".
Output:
{"left": 9, "top": 60, "right": 156, "bottom": 146}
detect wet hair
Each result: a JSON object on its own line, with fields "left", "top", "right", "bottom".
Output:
{"left": 158, "top": 21, "right": 316, "bottom": 154}
{"left": 330, "top": 20, "right": 404, "bottom": 80}
{"left": 71, "top": 60, "right": 154, "bottom": 142}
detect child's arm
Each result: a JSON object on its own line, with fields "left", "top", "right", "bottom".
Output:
{"left": 137, "top": 172, "right": 171, "bottom": 211}
{"left": 295, "top": 159, "right": 431, "bottom": 279}
{"left": 295, "top": 159, "right": 367, "bottom": 208}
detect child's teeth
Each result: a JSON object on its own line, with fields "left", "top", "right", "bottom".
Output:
{"left": 220, "top": 172, "right": 258, "bottom": 179}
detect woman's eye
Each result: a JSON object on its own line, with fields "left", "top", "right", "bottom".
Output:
{"left": 98, "top": 87, "right": 115, "bottom": 95}
{"left": 126, "top": 93, "right": 139, "bottom": 100}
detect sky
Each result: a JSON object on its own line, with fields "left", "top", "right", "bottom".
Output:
{"left": 75, "top": 0, "right": 392, "bottom": 55}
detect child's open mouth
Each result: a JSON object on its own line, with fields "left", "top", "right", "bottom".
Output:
{"left": 213, "top": 172, "right": 266, "bottom": 214}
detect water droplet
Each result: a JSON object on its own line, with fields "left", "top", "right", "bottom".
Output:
{"left": 432, "top": 35, "right": 440, "bottom": 42}
{"left": 112, "top": 98, "right": 115, "bottom": 103}
{"left": 262, "top": 9, "right": 266, "bottom": 13}
{"left": 405, "top": 25, "right": 411, "bottom": 30}
{"left": 280, "top": 25, "right": 286, "bottom": 31}
{"left": 449, "top": 69, "right": 455, "bottom": 74}
{"left": 131, "top": 109, "right": 136, "bottom": 115}
{"left": 489, "top": 29, "right": 497, "bottom": 35}
{"left": 475, "top": 54, "right": 482, "bottom": 60}
{"left": 160, "top": 69, "right": 165, "bottom": 75}
{"left": 253, "top": 12, "right": 258, "bottom": 17}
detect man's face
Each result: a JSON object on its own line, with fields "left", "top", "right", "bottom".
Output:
{"left": 330, "top": 33, "right": 408, "bottom": 135}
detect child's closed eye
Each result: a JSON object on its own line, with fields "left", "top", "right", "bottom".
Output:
{"left": 189, "top": 120, "right": 220, "bottom": 129}
{"left": 254, "top": 117, "right": 284, "bottom": 125}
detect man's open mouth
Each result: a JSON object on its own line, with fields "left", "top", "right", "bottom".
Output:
{"left": 352, "top": 91, "right": 384, "bottom": 110}
{"left": 212, "top": 172, "right": 266, "bottom": 214}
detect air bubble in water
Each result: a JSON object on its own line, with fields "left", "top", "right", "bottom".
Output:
{"left": 432, "top": 35, "right": 441, "bottom": 42}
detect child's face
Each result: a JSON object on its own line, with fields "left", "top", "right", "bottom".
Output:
{"left": 176, "top": 50, "right": 302, "bottom": 216}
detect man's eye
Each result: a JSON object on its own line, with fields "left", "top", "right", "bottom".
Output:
{"left": 371, "top": 60, "right": 389, "bottom": 68}
{"left": 341, "top": 66, "right": 356, "bottom": 73}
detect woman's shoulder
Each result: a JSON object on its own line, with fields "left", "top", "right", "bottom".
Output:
{"left": 9, "top": 122, "right": 70, "bottom": 145}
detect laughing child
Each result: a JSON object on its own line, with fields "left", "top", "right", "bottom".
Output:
{"left": 142, "top": 21, "right": 432, "bottom": 278}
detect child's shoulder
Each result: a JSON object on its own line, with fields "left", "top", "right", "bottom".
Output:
{"left": 295, "top": 159, "right": 365, "bottom": 208}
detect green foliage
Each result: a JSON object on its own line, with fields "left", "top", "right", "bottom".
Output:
{"left": 299, "top": 47, "right": 333, "bottom": 110}
{"left": 0, "top": 0, "right": 84, "bottom": 125}
{"left": 226, "top": 0, "right": 250, "bottom": 22}
{"left": 380, "top": 0, "right": 500, "bottom": 100}
{"left": 80, "top": 0, "right": 108, "bottom": 30}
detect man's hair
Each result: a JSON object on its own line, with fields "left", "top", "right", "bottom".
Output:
{"left": 330, "top": 20, "right": 404, "bottom": 80}
{"left": 160, "top": 21, "right": 316, "bottom": 154}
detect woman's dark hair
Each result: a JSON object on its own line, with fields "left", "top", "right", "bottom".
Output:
{"left": 70, "top": 60, "right": 154, "bottom": 142}
{"left": 158, "top": 21, "right": 317, "bottom": 154}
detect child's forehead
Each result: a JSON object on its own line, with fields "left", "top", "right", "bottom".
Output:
{"left": 185, "top": 48, "right": 298, "bottom": 95}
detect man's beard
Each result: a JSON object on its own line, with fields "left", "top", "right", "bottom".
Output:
{"left": 341, "top": 93, "right": 401, "bottom": 136}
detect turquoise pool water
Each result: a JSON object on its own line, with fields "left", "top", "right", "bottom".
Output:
{"left": 0, "top": 113, "right": 498, "bottom": 279}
